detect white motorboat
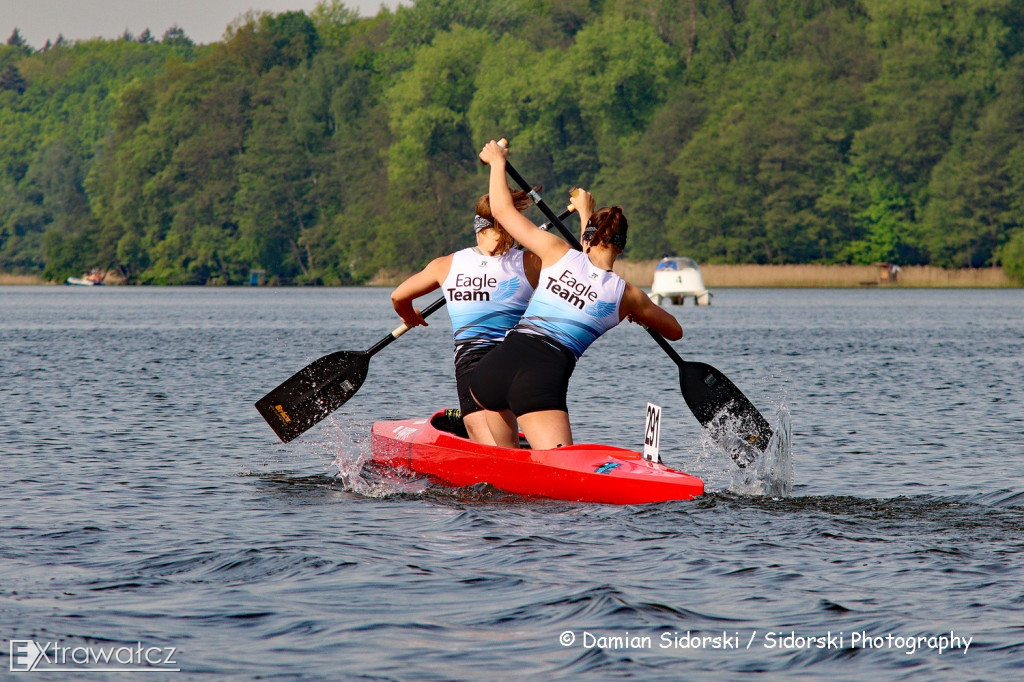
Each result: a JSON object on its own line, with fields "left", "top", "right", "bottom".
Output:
{"left": 649, "top": 257, "right": 711, "bottom": 306}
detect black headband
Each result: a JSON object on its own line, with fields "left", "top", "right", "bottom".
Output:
{"left": 582, "top": 220, "right": 627, "bottom": 251}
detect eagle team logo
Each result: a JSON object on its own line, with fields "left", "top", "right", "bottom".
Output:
{"left": 491, "top": 277, "right": 521, "bottom": 302}
{"left": 584, "top": 300, "right": 617, "bottom": 318}
{"left": 447, "top": 273, "right": 497, "bottom": 301}
{"left": 543, "top": 269, "right": 599, "bottom": 310}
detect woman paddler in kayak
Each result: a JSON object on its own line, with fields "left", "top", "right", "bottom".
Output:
{"left": 391, "top": 188, "right": 553, "bottom": 447}
{"left": 473, "top": 140, "right": 683, "bottom": 450}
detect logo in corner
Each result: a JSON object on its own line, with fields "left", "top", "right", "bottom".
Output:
{"left": 10, "top": 640, "right": 44, "bottom": 672}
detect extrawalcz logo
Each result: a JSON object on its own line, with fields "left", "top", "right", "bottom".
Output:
{"left": 9, "top": 641, "right": 43, "bottom": 672}
{"left": 10, "top": 639, "right": 179, "bottom": 673}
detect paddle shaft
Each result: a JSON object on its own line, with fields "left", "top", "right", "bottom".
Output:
{"left": 502, "top": 160, "right": 582, "bottom": 249}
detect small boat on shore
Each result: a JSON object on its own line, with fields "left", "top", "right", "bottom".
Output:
{"left": 371, "top": 410, "right": 704, "bottom": 504}
{"left": 66, "top": 270, "right": 105, "bottom": 286}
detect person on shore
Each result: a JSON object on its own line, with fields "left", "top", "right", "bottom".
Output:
{"left": 472, "top": 140, "right": 683, "bottom": 450}
{"left": 390, "top": 190, "right": 540, "bottom": 447}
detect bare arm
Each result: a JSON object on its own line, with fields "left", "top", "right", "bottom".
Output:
{"left": 523, "top": 250, "right": 542, "bottom": 288}
{"left": 619, "top": 283, "right": 683, "bottom": 340}
{"left": 571, "top": 188, "right": 594, "bottom": 241}
{"left": 479, "top": 141, "right": 569, "bottom": 267}
{"left": 390, "top": 255, "right": 452, "bottom": 327}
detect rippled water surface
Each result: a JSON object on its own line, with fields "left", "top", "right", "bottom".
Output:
{"left": 2, "top": 286, "right": 1022, "bottom": 679}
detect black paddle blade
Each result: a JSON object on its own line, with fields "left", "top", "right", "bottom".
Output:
{"left": 255, "top": 351, "right": 371, "bottom": 442}
{"left": 679, "top": 361, "right": 773, "bottom": 466}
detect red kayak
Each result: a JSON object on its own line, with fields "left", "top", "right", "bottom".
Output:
{"left": 370, "top": 410, "right": 704, "bottom": 504}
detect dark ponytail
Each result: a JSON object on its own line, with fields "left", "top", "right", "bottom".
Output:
{"left": 584, "top": 206, "right": 628, "bottom": 254}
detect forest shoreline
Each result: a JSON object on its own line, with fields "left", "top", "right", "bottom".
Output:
{"left": 6, "top": 264, "right": 1015, "bottom": 288}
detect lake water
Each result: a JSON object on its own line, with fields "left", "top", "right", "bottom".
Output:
{"left": 2, "top": 286, "right": 1022, "bottom": 679}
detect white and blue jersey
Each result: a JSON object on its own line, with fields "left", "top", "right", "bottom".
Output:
{"left": 513, "top": 249, "right": 626, "bottom": 359}
{"left": 442, "top": 248, "right": 534, "bottom": 360}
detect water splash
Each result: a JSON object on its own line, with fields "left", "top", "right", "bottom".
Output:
{"left": 322, "top": 416, "right": 372, "bottom": 487}
{"left": 306, "top": 415, "right": 429, "bottom": 498}
{"left": 695, "top": 400, "right": 793, "bottom": 498}
{"left": 732, "top": 402, "right": 792, "bottom": 497}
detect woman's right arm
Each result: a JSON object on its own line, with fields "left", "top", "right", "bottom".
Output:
{"left": 390, "top": 255, "right": 452, "bottom": 327}
{"left": 479, "top": 141, "right": 569, "bottom": 266}
{"left": 570, "top": 188, "right": 594, "bottom": 242}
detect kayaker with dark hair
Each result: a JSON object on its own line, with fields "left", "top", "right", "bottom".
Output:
{"left": 390, "top": 189, "right": 541, "bottom": 447}
{"left": 473, "top": 140, "right": 683, "bottom": 450}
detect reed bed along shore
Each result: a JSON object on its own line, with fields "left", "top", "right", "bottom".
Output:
{"left": 0, "top": 274, "right": 47, "bottom": 285}
{"left": 613, "top": 261, "right": 1016, "bottom": 288}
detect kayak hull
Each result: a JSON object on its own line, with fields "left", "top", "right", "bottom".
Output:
{"left": 370, "top": 410, "right": 704, "bottom": 504}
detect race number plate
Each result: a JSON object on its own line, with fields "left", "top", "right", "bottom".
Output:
{"left": 643, "top": 402, "right": 662, "bottom": 463}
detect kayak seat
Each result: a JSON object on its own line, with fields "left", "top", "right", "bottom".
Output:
{"left": 431, "top": 408, "right": 470, "bottom": 439}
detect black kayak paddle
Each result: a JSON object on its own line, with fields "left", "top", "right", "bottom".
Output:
{"left": 256, "top": 297, "right": 447, "bottom": 443}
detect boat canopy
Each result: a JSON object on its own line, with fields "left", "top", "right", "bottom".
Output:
{"left": 655, "top": 257, "right": 700, "bottom": 271}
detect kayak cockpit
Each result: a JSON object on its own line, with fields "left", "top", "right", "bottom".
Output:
{"left": 429, "top": 408, "right": 535, "bottom": 449}
{"left": 429, "top": 409, "right": 470, "bottom": 439}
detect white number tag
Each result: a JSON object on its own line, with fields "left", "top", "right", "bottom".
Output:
{"left": 643, "top": 402, "right": 661, "bottom": 463}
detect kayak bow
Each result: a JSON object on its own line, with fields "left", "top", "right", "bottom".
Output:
{"left": 371, "top": 410, "right": 704, "bottom": 504}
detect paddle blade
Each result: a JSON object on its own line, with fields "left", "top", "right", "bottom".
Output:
{"left": 679, "top": 362, "right": 773, "bottom": 465}
{"left": 255, "top": 351, "right": 371, "bottom": 442}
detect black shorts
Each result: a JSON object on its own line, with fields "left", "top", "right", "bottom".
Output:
{"left": 454, "top": 347, "right": 493, "bottom": 416}
{"left": 470, "top": 331, "right": 577, "bottom": 416}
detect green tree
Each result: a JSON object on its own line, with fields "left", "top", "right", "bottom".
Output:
{"left": 0, "top": 64, "right": 27, "bottom": 93}
{"left": 667, "top": 5, "right": 873, "bottom": 263}
{"left": 383, "top": 25, "right": 491, "bottom": 268}
{"left": 568, "top": 16, "right": 675, "bottom": 166}
{"left": 835, "top": 174, "right": 912, "bottom": 264}
{"left": 234, "top": 68, "right": 320, "bottom": 282}
{"left": 591, "top": 85, "right": 706, "bottom": 259}
{"left": 918, "top": 55, "right": 1024, "bottom": 267}
{"left": 6, "top": 29, "right": 29, "bottom": 50}
{"left": 468, "top": 34, "right": 592, "bottom": 190}
{"left": 998, "top": 229, "right": 1024, "bottom": 283}
{"left": 5, "top": 0, "right": 1024, "bottom": 282}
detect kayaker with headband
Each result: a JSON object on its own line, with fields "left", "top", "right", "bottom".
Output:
{"left": 391, "top": 189, "right": 542, "bottom": 447}
{"left": 473, "top": 139, "right": 683, "bottom": 451}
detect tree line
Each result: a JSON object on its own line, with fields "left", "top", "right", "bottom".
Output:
{"left": 2, "top": 0, "right": 1023, "bottom": 285}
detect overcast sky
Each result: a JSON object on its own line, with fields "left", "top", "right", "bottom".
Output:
{"left": 5, "top": 0, "right": 402, "bottom": 48}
